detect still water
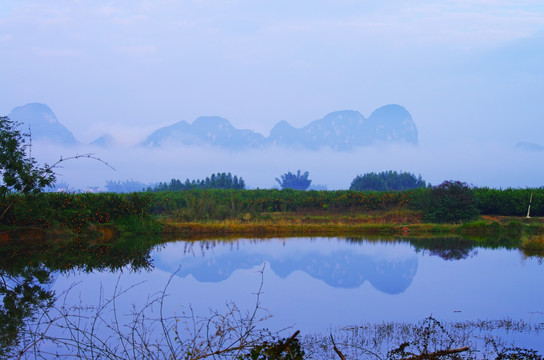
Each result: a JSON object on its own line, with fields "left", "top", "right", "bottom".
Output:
{"left": 48, "top": 237, "right": 543, "bottom": 350}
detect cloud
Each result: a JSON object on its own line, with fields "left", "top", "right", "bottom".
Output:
{"left": 112, "top": 14, "right": 148, "bottom": 25}
{"left": 0, "top": 34, "right": 13, "bottom": 42}
{"left": 98, "top": 6, "right": 118, "bottom": 17}
{"left": 117, "top": 44, "right": 157, "bottom": 56}
{"left": 34, "top": 48, "right": 82, "bottom": 57}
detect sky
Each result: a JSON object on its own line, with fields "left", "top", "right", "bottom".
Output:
{"left": 1, "top": 1, "right": 544, "bottom": 189}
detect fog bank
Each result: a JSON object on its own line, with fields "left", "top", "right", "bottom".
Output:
{"left": 33, "top": 141, "right": 544, "bottom": 191}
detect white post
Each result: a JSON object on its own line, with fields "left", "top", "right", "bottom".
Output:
{"left": 526, "top": 191, "right": 534, "bottom": 218}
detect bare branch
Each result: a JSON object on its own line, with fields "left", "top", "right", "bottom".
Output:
{"left": 48, "top": 153, "right": 116, "bottom": 172}
{"left": 331, "top": 334, "right": 347, "bottom": 360}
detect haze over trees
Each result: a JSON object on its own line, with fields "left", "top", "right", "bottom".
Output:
{"left": 275, "top": 170, "right": 312, "bottom": 191}
{"left": 350, "top": 171, "right": 426, "bottom": 192}
{"left": 105, "top": 179, "right": 148, "bottom": 193}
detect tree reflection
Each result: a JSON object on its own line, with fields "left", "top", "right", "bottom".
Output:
{"left": 0, "top": 264, "right": 54, "bottom": 358}
{"left": 0, "top": 235, "right": 160, "bottom": 358}
{"left": 412, "top": 238, "right": 477, "bottom": 261}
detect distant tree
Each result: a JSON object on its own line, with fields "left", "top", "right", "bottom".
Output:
{"left": 105, "top": 179, "right": 148, "bottom": 193}
{"left": 350, "top": 171, "right": 426, "bottom": 191}
{"left": 275, "top": 170, "right": 312, "bottom": 191}
{"left": 152, "top": 172, "right": 246, "bottom": 192}
{"left": 309, "top": 184, "right": 328, "bottom": 191}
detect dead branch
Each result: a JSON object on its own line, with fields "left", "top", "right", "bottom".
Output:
{"left": 48, "top": 153, "right": 116, "bottom": 171}
{"left": 331, "top": 334, "right": 347, "bottom": 360}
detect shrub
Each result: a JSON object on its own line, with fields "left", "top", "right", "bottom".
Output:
{"left": 423, "top": 181, "right": 479, "bottom": 223}
{"left": 350, "top": 171, "right": 426, "bottom": 191}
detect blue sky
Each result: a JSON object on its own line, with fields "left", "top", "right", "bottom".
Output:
{"left": 1, "top": 1, "right": 544, "bottom": 188}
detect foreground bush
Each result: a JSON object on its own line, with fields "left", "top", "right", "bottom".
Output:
{"left": 0, "top": 192, "right": 153, "bottom": 232}
{"left": 422, "top": 181, "right": 479, "bottom": 223}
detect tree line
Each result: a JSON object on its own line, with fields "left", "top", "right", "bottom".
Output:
{"left": 150, "top": 172, "right": 246, "bottom": 192}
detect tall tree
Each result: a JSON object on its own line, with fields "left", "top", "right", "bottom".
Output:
{"left": 275, "top": 170, "right": 312, "bottom": 191}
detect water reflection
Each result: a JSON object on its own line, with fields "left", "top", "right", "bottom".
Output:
{"left": 0, "top": 263, "right": 54, "bottom": 358}
{"left": 154, "top": 238, "right": 418, "bottom": 294}
{"left": 0, "top": 236, "right": 158, "bottom": 359}
{"left": 411, "top": 237, "right": 478, "bottom": 261}
{"left": 1, "top": 235, "right": 543, "bottom": 358}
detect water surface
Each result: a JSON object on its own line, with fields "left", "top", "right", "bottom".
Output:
{"left": 51, "top": 237, "right": 543, "bottom": 339}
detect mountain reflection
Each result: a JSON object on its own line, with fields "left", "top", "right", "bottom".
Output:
{"left": 153, "top": 238, "right": 419, "bottom": 294}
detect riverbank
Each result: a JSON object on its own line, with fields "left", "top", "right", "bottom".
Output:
{"left": 1, "top": 188, "right": 543, "bottom": 257}
{"left": 2, "top": 209, "right": 544, "bottom": 241}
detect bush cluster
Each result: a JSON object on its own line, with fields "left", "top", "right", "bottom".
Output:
{"left": 0, "top": 192, "right": 152, "bottom": 232}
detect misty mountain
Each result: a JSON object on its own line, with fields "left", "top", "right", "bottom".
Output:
{"left": 141, "top": 116, "right": 266, "bottom": 148}
{"left": 269, "top": 105, "right": 417, "bottom": 150}
{"left": 516, "top": 141, "right": 544, "bottom": 152}
{"left": 9, "top": 103, "right": 418, "bottom": 151}
{"left": 8, "top": 103, "right": 79, "bottom": 146}
{"left": 143, "top": 104, "right": 418, "bottom": 150}
{"left": 90, "top": 134, "right": 115, "bottom": 148}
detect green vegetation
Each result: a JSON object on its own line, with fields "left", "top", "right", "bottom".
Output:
{"left": 350, "top": 170, "right": 426, "bottom": 191}
{"left": 0, "top": 191, "right": 156, "bottom": 234}
{"left": 421, "top": 180, "right": 480, "bottom": 223}
{"left": 1, "top": 185, "right": 544, "bottom": 243}
{"left": 275, "top": 170, "right": 311, "bottom": 190}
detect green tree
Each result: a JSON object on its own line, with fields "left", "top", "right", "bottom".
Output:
{"left": 275, "top": 170, "right": 311, "bottom": 191}
{"left": 0, "top": 116, "right": 55, "bottom": 198}
{"left": 423, "top": 180, "right": 479, "bottom": 223}
{"left": 350, "top": 170, "right": 426, "bottom": 191}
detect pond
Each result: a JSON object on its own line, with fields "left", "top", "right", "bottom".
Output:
{"left": 2, "top": 236, "right": 544, "bottom": 359}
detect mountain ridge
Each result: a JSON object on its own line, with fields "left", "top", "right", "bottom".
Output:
{"left": 8, "top": 103, "right": 79, "bottom": 146}
{"left": 142, "top": 104, "right": 419, "bottom": 150}
{"left": 8, "top": 102, "right": 420, "bottom": 150}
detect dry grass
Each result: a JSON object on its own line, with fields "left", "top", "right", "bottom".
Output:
{"left": 159, "top": 210, "right": 460, "bottom": 239}
{"left": 522, "top": 235, "right": 544, "bottom": 251}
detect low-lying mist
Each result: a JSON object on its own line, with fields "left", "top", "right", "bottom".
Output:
{"left": 33, "top": 141, "right": 544, "bottom": 191}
